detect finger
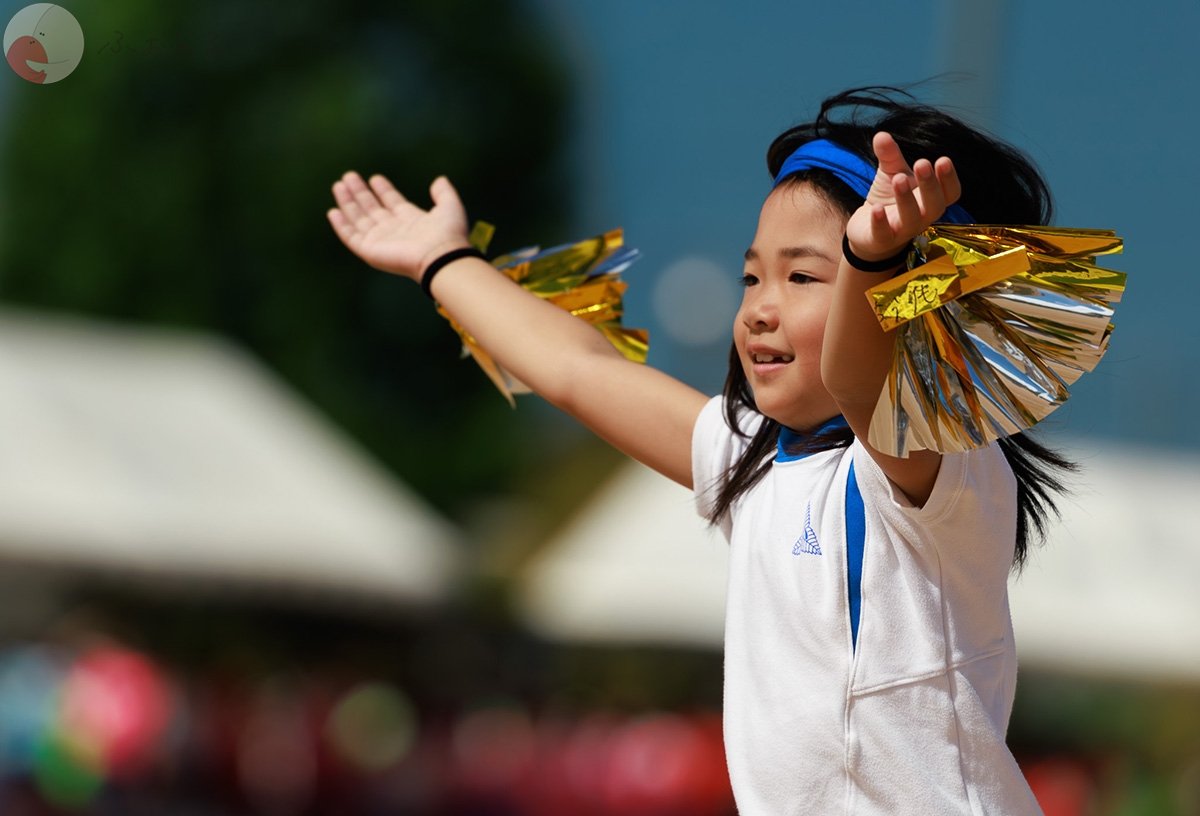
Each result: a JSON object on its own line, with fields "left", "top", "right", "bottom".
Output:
{"left": 428, "top": 175, "right": 465, "bottom": 215}
{"left": 934, "top": 157, "right": 962, "bottom": 206}
{"left": 869, "top": 205, "right": 892, "bottom": 238}
{"left": 912, "top": 159, "right": 946, "bottom": 221}
{"left": 331, "top": 177, "right": 355, "bottom": 209}
{"left": 891, "top": 172, "right": 923, "bottom": 231}
{"left": 331, "top": 180, "right": 369, "bottom": 230}
{"left": 328, "top": 207, "right": 364, "bottom": 252}
{"left": 343, "top": 171, "right": 393, "bottom": 225}
{"left": 369, "top": 173, "right": 421, "bottom": 217}
{"left": 865, "top": 204, "right": 900, "bottom": 253}
{"left": 872, "top": 131, "right": 912, "bottom": 176}
{"left": 332, "top": 179, "right": 375, "bottom": 234}
{"left": 326, "top": 205, "right": 352, "bottom": 241}
{"left": 333, "top": 171, "right": 372, "bottom": 205}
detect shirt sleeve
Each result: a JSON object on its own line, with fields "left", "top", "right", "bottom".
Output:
{"left": 851, "top": 439, "right": 1018, "bottom": 569}
{"left": 851, "top": 441, "right": 1011, "bottom": 521}
{"left": 691, "top": 395, "right": 758, "bottom": 540}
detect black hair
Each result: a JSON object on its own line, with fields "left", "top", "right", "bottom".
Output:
{"left": 708, "top": 86, "right": 1073, "bottom": 570}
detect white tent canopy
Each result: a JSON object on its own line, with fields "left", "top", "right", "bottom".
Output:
{"left": 519, "top": 462, "right": 728, "bottom": 648}
{"left": 1006, "top": 442, "right": 1200, "bottom": 681}
{"left": 0, "top": 308, "right": 458, "bottom": 613}
{"left": 519, "top": 441, "right": 1200, "bottom": 682}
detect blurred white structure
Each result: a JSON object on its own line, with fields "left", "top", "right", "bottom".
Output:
{"left": 519, "top": 442, "right": 1200, "bottom": 683}
{"left": 1007, "top": 441, "right": 1200, "bottom": 682}
{"left": 519, "top": 462, "right": 727, "bottom": 648}
{"left": 0, "top": 308, "right": 458, "bottom": 618}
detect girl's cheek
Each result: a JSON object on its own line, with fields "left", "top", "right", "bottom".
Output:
{"left": 732, "top": 306, "right": 748, "bottom": 336}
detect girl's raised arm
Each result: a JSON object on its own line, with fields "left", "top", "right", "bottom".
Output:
{"left": 821, "top": 133, "right": 961, "bottom": 506}
{"left": 328, "top": 172, "right": 708, "bottom": 488}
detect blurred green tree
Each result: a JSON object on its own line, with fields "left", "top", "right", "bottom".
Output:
{"left": 0, "top": 0, "right": 574, "bottom": 513}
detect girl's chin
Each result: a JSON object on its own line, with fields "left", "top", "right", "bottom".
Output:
{"left": 750, "top": 398, "right": 802, "bottom": 429}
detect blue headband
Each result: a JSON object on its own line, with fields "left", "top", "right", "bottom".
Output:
{"left": 773, "top": 138, "right": 973, "bottom": 225}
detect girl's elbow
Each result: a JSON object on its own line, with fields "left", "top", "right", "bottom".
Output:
{"left": 547, "top": 342, "right": 624, "bottom": 414}
{"left": 820, "top": 357, "right": 854, "bottom": 400}
{"left": 821, "top": 358, "right": 879, "bottom": 408}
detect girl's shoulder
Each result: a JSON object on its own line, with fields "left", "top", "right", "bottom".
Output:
{"left": 691, "top": 396, "right": 765, "bottom": 529}
{"left": 851, "top": 438, "right": 1016, "bottom": 533}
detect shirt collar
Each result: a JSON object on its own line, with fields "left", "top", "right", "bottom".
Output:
{"left": 775, "top": 415, "right": 850, "bottom": 462}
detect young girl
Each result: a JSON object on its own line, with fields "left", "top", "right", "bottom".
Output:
{"left": 327, "top": 87, "right": 1069, "bottom": 815}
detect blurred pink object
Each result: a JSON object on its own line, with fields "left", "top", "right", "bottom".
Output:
{"left": 57, "top": 646, "right": 174, "bottom": 779}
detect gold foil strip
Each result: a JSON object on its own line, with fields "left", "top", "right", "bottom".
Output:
{"left": 865, "top": 225, "right": 1126, "bottom": 457}
{"left": 437, "top": 225, "right": 648, "bottom": 404}
{"left": 869, "top": 248, "right": 1031, "bottom": 331}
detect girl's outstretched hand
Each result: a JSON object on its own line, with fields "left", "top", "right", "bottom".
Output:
{"left": 843, "top": 132, "right": 962, "bottom": 263}
{"left": 327, "top": 172, "right": 471, "bottom": 282}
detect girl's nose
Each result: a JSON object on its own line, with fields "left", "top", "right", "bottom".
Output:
{"left": 741, "top": 292, "right": 779, "bottom": 331}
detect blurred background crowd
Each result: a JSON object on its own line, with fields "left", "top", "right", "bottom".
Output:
{"left": 0, "top": 0, "right": 1197, "bottom": 813}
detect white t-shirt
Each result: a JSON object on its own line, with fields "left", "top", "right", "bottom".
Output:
{"left": 692, "top": 396, "right": 1042, "bottom": 816}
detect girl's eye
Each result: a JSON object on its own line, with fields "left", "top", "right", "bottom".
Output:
{"left": 789, "top": 272, "right": 814, "bottom": 284}
{"left": 739, "top": 273, "right": 759, "bottom": 287}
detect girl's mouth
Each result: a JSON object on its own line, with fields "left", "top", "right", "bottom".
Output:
{"left": 749, "top": 352, "right": 794, "bottom": 377}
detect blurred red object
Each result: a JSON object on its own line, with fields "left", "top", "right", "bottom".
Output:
{"left": 601, "top": 712, "right": 731, "bottom": 816}
{"left": 57, "top": 646, "right": 174, "bottom": 780}
{"left": 1024, "top": 756, "right": 1095, "bottom": 816}
{"left": 509, "top": 710, "right": 733, "bottom": 816}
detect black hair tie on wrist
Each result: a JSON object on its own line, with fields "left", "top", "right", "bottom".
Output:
{"left": 841, "top": 234, "right": 911, "bottom": 273}
{"left": 420, "top": 247, "right": 487, "bottom": 299}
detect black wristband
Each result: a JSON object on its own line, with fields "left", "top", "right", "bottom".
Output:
{"left": 420, "top": 247, "right": 487, "bottom": 300}
{"left": 841, "top": 234, "right": 911, "bottom": 273}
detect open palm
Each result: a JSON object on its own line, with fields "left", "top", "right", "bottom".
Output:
{"left": 843, "top": 132, "right": 962, "bottom": 262}
{"left": 327, "top": 172, "right": 470, "bottom": 281}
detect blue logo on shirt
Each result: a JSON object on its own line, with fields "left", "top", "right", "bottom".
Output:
{"left": 792, "top": 502, "right": 822, "bottom": 556}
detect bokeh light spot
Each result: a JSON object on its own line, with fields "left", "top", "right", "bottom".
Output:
{"left": 651, "top": 255, "right": 738, "bottom": 347}
{"left": 326, "top": 681, "right": 417, "bottom": 773}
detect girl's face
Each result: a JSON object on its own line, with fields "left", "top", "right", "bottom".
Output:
{"left": 734, "top": 182, "right": 846, "bottom": 430}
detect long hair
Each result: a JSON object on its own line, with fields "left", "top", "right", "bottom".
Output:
{"left": 708, "top": 86, "right": 1073, "bottom": 570}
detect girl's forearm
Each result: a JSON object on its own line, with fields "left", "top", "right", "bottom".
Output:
{"left": 424, "top": 254, "right": 707, "bottom": 487}
{"left": 822, "top": 261, "right": 895, "bottom": 409}
{"left": 427, "top": 256, "right": 626, "bottom": 409}
{"left": 824, "top": 258, "right": 942, "bottom": 506}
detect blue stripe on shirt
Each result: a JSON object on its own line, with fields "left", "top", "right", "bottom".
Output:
{"left": 845, "top": 461, "right": 866, "bottom": 650}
